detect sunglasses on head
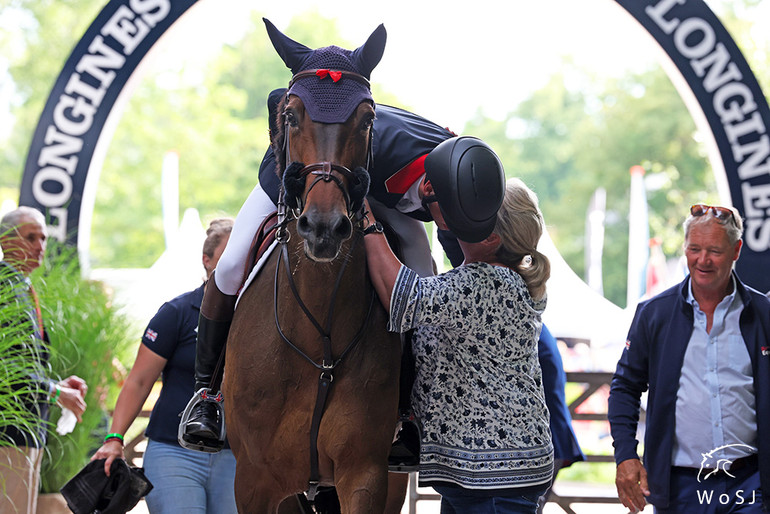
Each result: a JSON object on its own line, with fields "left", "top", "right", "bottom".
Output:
{"left": 690, "top": 204, "right": 736, "bottom": 223}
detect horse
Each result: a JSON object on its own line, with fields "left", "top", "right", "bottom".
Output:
{"left": 222, "top": 20, "right": 402, "bottom": 513}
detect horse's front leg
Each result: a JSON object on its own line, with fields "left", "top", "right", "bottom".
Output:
{"left": 233, "top": 459, "right": 287, "bottom": 514}
{"left": 334, "top": 463, "right": 389, "bottom": 514}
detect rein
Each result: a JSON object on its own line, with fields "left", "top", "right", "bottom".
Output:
{"left": 273, "top": 215, "right": 376, "bottom": 501}
{"left": 274, "top": 72, "right": 377, "bottom": 500}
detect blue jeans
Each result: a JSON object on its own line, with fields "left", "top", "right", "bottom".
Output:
{"left": 143, "top": 439, "right": 237, "bottom": 514}
{"left": 434, "top": 484, "right": 549, "bottom": 514}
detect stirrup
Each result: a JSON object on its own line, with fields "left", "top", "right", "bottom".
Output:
{"left": 388, "top": 415, "right": 421, "bottom": 473}
{"left": 178, "top": 388, "right": 226, "bottom": 453}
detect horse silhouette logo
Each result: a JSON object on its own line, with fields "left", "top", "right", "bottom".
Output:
{"left": 698, "top": 444, "right": 757, "bottom": 482}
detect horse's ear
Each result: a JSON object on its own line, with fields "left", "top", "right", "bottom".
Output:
{"left": 351, "top": 24, "right": 386, "bottom": 79}
{"left": 263, "top": 18, "right": 312, "bottom": 74}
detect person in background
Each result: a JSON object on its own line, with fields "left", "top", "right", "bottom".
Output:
{"left": 0, "top": 206, "right": 87, "bottom": 514}
{"left": 608, "top": 204, "right": 770, "bottom": 513}
{"left": 365, "top": 177, "right": 554, "bottom": 513}
{"left": 536, "top": 324, "right": 585, "bottom": 513}
{"left": 90, "top": 218, "right": 237, "bottom": 514}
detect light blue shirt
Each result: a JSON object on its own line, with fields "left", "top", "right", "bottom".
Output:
{"left": 672, "top": 276, "right": 757, "bottom": 467}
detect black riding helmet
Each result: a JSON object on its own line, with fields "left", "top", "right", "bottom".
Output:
{"left": 424, "top": 136, "right": 505, "bottom": 243}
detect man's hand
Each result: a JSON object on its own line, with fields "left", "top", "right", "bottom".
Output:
{"left": 616, "top": 458, "right": 650, "bottom": 513}
{"left": 57, "top": 375, "right": 88, "bottom": 422}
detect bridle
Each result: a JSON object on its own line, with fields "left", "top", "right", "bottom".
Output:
{"left": 271, "top": 69, "right": 377, "bottom": 502}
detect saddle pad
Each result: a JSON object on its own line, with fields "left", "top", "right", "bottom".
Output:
{"left": 235, "top": 240, "right": 279, "bottom": 309}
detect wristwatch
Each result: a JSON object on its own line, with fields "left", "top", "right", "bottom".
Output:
{"left": 363, "top": 221, "right": 384, "bottom": 235}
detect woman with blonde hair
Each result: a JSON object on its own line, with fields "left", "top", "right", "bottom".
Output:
{"left": 365, "top": 177, "right": 553, "bottom": 513}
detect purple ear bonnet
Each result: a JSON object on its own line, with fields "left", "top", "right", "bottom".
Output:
{"left": 263, "top": 18, "right": 386, "bottom": 124}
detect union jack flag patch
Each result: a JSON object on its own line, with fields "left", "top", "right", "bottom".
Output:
{"left": 762, "top": 346, "right": 769, "bottom": 356}
{"left": 625, "top": 340, "right": 631, "bottom": 350}
{"left": 144, "top": 328, "right": 158, "bottom": 342}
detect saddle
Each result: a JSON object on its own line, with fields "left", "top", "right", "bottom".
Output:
{"left": 239, "top": 210, "right": 279, "bottom": 291}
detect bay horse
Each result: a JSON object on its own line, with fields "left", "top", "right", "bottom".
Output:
{"left": 222, "top": 20, "right": 402, "bottom": 513}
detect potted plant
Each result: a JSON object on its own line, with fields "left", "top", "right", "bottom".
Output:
{"left": 31, "top": 244, "right": 135, "bottom": 508}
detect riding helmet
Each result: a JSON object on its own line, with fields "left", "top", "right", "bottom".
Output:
{"left": 424, "top": 136, "right": 505, "bottom": 243}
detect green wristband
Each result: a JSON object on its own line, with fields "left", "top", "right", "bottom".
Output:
{"left": 50, "top": 386, "right": 60, "bottom": 404}
{"left": 104, "top": 433, "right": 124, "bottom": 445}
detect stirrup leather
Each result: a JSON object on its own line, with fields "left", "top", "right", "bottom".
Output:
{"left": 178, "top": 388, "right": 226, "bottom": 453}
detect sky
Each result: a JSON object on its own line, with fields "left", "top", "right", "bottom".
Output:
{"left": 144, "top": 0, "right": 666, "bottom": 131}
{"left": 3, "top": 0, "right": 767, "bottom": 138}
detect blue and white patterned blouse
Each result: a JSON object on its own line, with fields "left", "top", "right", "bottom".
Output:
{"left": 389, "top": 262, "right": 554, "bottom": 490}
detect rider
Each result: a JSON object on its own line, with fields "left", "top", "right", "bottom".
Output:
{"left": 181, "top": 23, "right": 506, "bottom": 469}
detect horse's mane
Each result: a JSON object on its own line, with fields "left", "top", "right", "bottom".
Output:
{"left": 271, "top": 95, "right": 288, "bottom": 177}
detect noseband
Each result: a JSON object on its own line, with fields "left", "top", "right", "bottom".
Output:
{"left": 283, "top": 160, "right": 370, "bottom": 219}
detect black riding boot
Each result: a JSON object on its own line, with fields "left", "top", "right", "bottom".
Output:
{"left": 181, "top": 274, "right": 236, "bottom": 447}
{"left": 388, "top": 330, "right": 421, "bottom": 472}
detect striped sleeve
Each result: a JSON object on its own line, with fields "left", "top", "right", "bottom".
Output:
{"left": 388, "top": 265, "right": 420, "bottom": 333}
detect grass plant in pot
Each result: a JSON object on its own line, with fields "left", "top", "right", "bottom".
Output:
{"left": 31, "top": 244, "right": 135, "bottom": 508}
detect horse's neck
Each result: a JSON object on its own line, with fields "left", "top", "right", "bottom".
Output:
{"left": 284, "top": 231, "right": 370, "bottom": 314}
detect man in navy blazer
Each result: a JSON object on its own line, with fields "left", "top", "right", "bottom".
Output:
{"left": 608, "top": 204, "right": 770, "bottom": 513}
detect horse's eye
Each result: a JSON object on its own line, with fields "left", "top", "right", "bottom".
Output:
{"left": 284, "top": 111, "right": 298, "bottom": 127}
{"left": 361, "top": 115, "right": 374, "bottom": 131}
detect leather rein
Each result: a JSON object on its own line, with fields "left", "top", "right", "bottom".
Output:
{"left": 273, "top": 75, "right": 377, "bottom": 501}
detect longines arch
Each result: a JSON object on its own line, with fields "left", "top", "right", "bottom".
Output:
{"left": 18, "top": 0, "right": 770, "bottom": 291}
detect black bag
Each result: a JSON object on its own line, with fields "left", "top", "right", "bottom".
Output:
{"left": 60, "top": 458, "right": 153, "bottom": 514}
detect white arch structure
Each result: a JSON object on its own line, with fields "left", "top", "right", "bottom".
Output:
{"left": 18, "top": 0, "right": 770, "bottom": 296}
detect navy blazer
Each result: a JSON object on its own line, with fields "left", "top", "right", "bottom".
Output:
{"left": 608, "top": 272, "right": 770, "bottom": 510}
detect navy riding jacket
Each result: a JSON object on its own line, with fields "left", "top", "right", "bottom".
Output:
{"left": 258, "top": 101, "right": 453, "bottom": 221}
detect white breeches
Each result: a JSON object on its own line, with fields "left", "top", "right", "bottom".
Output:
{"left": 214, "top": 183, "right": 436, "bottom": 295}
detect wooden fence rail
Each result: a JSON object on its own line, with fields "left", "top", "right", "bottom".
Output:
{"left": 124, "top": 372, "right": 642, "bottom": 514}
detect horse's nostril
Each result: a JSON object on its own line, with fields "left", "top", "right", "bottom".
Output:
{"left": 297, "top": 215, "right": 311, "bottom": 236}
{"left": 333, "top": 216, "right": 353, "bottom": 240}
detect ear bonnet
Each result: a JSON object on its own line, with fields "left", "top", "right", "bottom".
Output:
{"left": 263, "top": 18, "right": 386, "bottom": 124}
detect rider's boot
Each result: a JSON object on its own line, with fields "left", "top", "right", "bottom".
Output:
{"left": 182, "top": 274, "right": 237, "bottom": 445}
{"left": 388, "top": 331, "right": 421, "bottom": 472}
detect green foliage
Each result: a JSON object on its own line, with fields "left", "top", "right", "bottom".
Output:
{"left": 30, "top": 243, "right": 134, "bottom": 493}
{"left": 0, "top": 0, "right": 105, "bottom": 189}
{"left": 0, "top": 263, "right": 47, "bottom": 446}
{"left": 1, "top": 1, "right": 769, "bottom": 299}
{"left": 468, "top": 63, "right": 718, "bottom": 306}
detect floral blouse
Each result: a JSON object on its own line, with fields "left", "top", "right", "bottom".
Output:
{"left": 390, "top": 262, "right": 553, "bottom": 490}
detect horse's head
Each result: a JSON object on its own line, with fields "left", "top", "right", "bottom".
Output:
{"left": 265, "top": 19, "right": 385, "bottom": 262}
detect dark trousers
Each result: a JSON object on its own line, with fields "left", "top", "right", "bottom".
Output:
{"left": 654, "top": 464, "right": 764, "bottom": 513}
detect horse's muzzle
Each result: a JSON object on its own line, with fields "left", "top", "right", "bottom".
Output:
{"left": 297, "top": 210, "right": 353, "bottom": 262}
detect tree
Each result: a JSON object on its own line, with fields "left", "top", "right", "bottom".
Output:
{"left": 0, "top": 0, "right": 105, "bottom": 189}
{"left": 467, "top": 61, "right": 716, "bottom": 307}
